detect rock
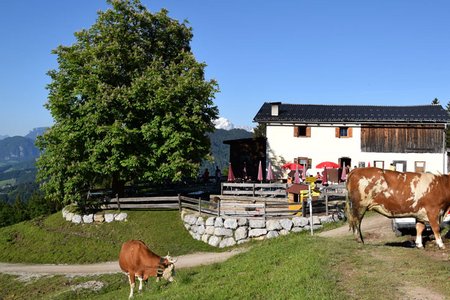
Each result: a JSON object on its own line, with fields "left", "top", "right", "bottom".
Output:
{"left": 115, "top": 212, "right": 127, "bottom": 221}
{"left": 267, "top": 230, "right": 279, "bottom": 239}
{"left": 72, "top": 214, "right": 82, "bottom": 224}
{"left": 280, "top": 219, "right": 293, "bottom": 231}
{"left": 83, "top": 214, "right": 94, "bottom": 224}
{"left": 201, "top": 234, "right": 210, "bottom": 243}
{"left": 292, "top": 216, "right": 309, "bottom": 227}
{"left": 214, "top": 217, "right": 224, "bottom": 227}
{"left": 197, "top": 225, "right": 206, "bottom": 235}
{"left": 205, "top": 225, "right": 215, "bottom": 235}
{"left": 237, "top": 218, "right": 248, "bottom": 226}
{"left": 234, "top": 226, "right": 248, "bottom": 241}
{"left": 205, "top": 217, "right": 216, "bottom": 226}
{"left": 291, "top": 227, "right": 304, "bottom": 233}
{"left": 266, "top": 219, "right": 282, "bottom": 231}
{"left": 249, "top": 228, "right": 267, "bottom": 237}
{"left": 191, "top": 225, "right": 198, "bottom": 233}
{"left": 214, "top": 227, "right": 233, "bottom": 237}
{"left": 104, "top": 213, "right": 115, "bottom": 223}
{"left": 65, "top": 212, "right": 74, "bottom": 222}
{"left": 94, "top": 214, "right": 104, "bottom": 223}
{"left": 219, "top": 237, "right": 236, "bottom": 248}
{"left": 184, "top": 224, "right": 191, "bottom": 231}
{"left": 208, "top": 236, "right": 221, "bottom": 247}
{"left": 184, "top": 215, "right": 197, "bottom": 225}
{"left": 196, "top": 217, "right": 205, "bottom": 226}
{"left": 224, "top": 218, "right": 238, "bottom": 229}
{"left": 312, "top": 216, "right": 321, "bottom": 225}
{"left": 249, "top": 219, "right": 265, "bottom": 228}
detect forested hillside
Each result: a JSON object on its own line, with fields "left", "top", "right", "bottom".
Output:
{"left": 201, "top": 128, "right": 253, "bottom": 173}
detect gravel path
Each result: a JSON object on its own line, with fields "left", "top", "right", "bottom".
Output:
{"left": 0, "top": 248, "right": 247, "bottom": 277}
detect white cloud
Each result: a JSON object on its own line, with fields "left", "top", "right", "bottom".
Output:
{"left": 214, "top": 117, "right": 234, "bottom": 130}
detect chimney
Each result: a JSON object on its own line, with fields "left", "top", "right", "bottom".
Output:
{"left": 270, "top": 102, "right": 281, "bottom": 116}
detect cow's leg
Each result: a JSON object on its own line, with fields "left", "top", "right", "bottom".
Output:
{"left": 128, "top": 272, "right": 136, "bottom": 299}
{"left": 415, "top": 222, "right": 425, "bottom": 248}
{"left": 137, "top": 276, "right": 144, "bottom": 292}
{"left": 427, "top": 213, "right": 445, "bottom": 249}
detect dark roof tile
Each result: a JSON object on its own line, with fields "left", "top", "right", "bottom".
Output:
{"left": 253, "top": 103, "right": 450, "bottom": 124}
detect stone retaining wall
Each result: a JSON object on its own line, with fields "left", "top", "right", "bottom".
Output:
{"left": 182, "top": 211, "right": 336, "bottom": 248}
{"left": 62, "top": 206, "right": 128, "bottom": 224}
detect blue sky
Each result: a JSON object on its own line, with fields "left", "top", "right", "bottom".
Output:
{"left": 1, "top": 1, "right": 450, "bottom": 136}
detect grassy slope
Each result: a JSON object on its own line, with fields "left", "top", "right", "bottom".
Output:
{"left": 0, "top": 213, "right": 449, "bottom": 299}
{"left": 0, "top": 211, "right": 218, "bottom": 264}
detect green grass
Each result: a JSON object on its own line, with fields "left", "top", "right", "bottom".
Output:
{"left": 0, "top": 211, "right": 218, "bottom": 264}
{"left": 0, "top": 212, "right": 449, "bottom": 299}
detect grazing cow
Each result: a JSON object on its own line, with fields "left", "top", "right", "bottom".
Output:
{"left": 119, "top": 240, "right": 176, "bottom": 298}
{"left": 346, "top": 167, "right": 450, "bottom": 249}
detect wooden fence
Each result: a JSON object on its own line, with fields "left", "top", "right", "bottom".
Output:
{"left": 221, "top": 183, "right": 288, "bottom": 198}
{"left": 100, "top": 194, "right": 301, "bottom": 219}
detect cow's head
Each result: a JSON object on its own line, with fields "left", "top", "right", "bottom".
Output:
{"left": 162, "top": 253, "right": 177, "bottom": 282}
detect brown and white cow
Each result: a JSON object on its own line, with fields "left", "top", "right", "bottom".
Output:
{"left": 119, "top": 240, "right": 176, "bottom": 298}
{"left": 346, "top": 167, "right": 450, "bottom": 249}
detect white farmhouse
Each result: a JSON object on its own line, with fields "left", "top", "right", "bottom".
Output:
{"left": 253, "top": 102, "right": 449, "bottom": 178}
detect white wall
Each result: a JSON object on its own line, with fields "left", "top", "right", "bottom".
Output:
{"left": 266, "top": 124, "right": 447, "bottom": 175}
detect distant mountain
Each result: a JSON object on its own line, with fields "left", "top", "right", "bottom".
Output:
{"left": 25, "top": 127, "right": 48, "bottom": 141}
{"left": 201, "top": 128, "right": 253, "bottom": 174}
{"left": 0, "top": 135, "right": 8, "bottom": 141}
{"left": 0, "top": 136, "right": 40, "bottom": 164}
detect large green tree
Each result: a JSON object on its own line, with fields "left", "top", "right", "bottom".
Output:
{"left": 37, "top": 0, "right": 218, "bottom": 205}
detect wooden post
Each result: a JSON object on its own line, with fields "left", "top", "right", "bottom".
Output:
{"left": 264, "top": 199, "right": 267, "bottom": 221}
{"left": 325, "top": 193, "right": 329, "bottom": 215}
{"left": 218, "top": 198, "right": 221, "bottom": 217}
{"left": 198, "top": 197, "right": 201, "bottom": 216}
{"left": 116, "top": 194, "right": 121, "bottom": 211}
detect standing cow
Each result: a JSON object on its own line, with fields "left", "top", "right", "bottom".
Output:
{"left": 119, "top": 240, "right": 176, "bottom": 298}
{"left": 346, "top": 167, "right": 450, "bottom": 249}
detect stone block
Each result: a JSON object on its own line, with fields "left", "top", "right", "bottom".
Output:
{"left": 65, "top": 212, "right": 74, "bottom": 222}
{"left": 83, "top": 214, "right": 94, "bottom": 224}
{"left": 234, "top": 226, "right": 248, "bottom": 241}
{"left": 205, "top": 217, "right": 215, "bottom": 226}
{"left": 94, "top": 214, "right": 104, "bottom": 223}
{"left": 224, "top": 218, "right": 238, "bottom": 229}
{"left": 249, "top": 219, "right": 265, "bottom": 228}
{"left": 237, "top": 218, "right": 248, "bottom": 226}
{"left": 214, "top": 227, "right": 233, "bottom": 237}
{"left": 266, "top": 219, "right": 282, "bottom": 231}
{"left": 267, "top": 230, "right": 279, "bottom": 239}
{"left": 205, "top": 225, "right": 215, "bottom": 235}
{"left": 72, "top": 214, "right": 82, "bottom": 224}
{"left": 104, "top": 213, "right": 115, "bottom": 223}
{"left": 280, "top": 219, "right": 293, "bottom": 231}
{"left": 197, "top": 225, "right": 205, "bottom": 235}
{"left": 196, "top": 217, "right": 205, "bottom": 226}
{"left": 115, "top": 212, "right": 127, "bottom": 221}
{"left": 214, "top": 217, "right": 224, "bottom": 227}
{"left": 292, "top": 216, "right": 309, "bottom": 227}
{"left": 208, "top": 236, "right": 221, "bottom": 247}
{"left": 249, "top": 228, "right": 267, "bottom": 237}
{"left": 201, "top": 234, "right": 210, "bottom": 243}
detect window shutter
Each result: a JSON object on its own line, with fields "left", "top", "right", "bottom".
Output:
{"left": 294, "top": 127, "right": 299, "bottom": 137}
{"left": 335, "top": 127, "right": 340, "bottom": 137}
{"left": 348, "top": 127, "right": 353, "bottom": 137}
{"left": 306, "top": 127, "right": 311, "bottom": 137}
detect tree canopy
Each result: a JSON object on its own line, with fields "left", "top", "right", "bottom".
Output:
{"left": 37, "top": 0, "right": 218, "bottom": 205}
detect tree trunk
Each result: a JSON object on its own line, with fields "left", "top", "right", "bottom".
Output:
{"left": 112, "top": 175, "right": 125, "bottom": 198}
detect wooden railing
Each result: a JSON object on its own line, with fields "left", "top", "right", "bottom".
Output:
{"left": 99, "top": 185, "right": 347, "bottom": 219}
{"left": 221, "top": 183, "right": 288, "bottom": 198}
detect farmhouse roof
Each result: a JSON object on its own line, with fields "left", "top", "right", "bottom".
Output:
{"left": 253, "top": 102, "right": 450, "bottom": 124}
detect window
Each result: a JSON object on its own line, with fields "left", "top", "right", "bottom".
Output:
{"left": 294, "top": 126, "right": 311, "bottom": 137}
{"left": 335, "top": 127, "right": 352, "bottom": 138}
{"left": 415, "top": 161, "right": 426, "bottom": 173}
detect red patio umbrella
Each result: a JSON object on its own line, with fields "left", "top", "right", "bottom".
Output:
{"left": 316, "top": 161, "right": 339, "bottom": 169}
{"left": 266, "top": 162, "right": 274, "bottom": 181}
{"left": 302, "top": 164, "right": 306, "bottom": 180}
{"left": 227, "top": 163, "right": 235, "bottom": 182}
{"left": 257, "top": 161, "right": 263, "bottom": 182}
{"left": 367, "top": 161, "right": 371, "bottom": 167}
{"left": 282, "top": 162, "right": 304, "bottom": 171}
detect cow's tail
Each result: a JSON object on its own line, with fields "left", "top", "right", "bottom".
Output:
{"left": 345, "top": 190, "right": 356, "bottom": 233}
{"left": 345, "top": 188, "right": 365, "bottom": 243}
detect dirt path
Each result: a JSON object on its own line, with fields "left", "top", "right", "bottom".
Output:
{"left": 0, "top": 248, "right": 247, "bottom": 277}
{"left": 319, "top": 213, "right": 396, "bottom": 241}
